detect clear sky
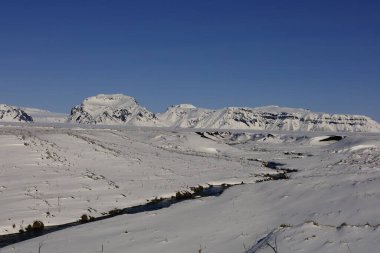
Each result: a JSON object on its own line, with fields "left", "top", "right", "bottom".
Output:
{"left": 0, "top": 0, "right": 379, "bottom": 120}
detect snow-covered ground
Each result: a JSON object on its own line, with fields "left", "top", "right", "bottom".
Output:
{"left": 0, "top": 124, "right": 379, "bottom": 252}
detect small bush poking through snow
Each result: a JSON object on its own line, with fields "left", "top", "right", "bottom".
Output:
{"left": 147, "top": 196, "right": 165, "bottom": 205}
{"left": 190, "top": 185, "right": 204, "bottom": 195}
{"left": 173, "top": 191, "right": 193, "bottom": 200}
{"left": 33, "top": 220, "right": 44, "bottom": 230}
{"left": 25, "top": 220, "right": 44, "bottom": 232}
{"left": 108, "top": 208, "right": 123, "bottom": 216}
{"left": 80, "top": 214, "right": 89, "bottom": 223}
{"left": 80, "top": 214, "right": 95, "bottom": 223}
{"left": 256, "top": 173, "right": 289, "bottom": 182}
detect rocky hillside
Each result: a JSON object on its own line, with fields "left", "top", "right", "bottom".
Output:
{"left": 68, "top": 94, "right": 160, "bottom": 126}
{"left": 0, "top": 104, "right": 33, "bottom": 122}
{"left": 158, "top": 105, "right": 380, "bottom": 132}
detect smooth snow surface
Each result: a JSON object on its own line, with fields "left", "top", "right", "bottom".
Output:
{"left": 0, "top": 124, "right": 379, "bottom": 252}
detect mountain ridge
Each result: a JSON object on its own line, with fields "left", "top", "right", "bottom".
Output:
{"left": 158, "top": 104, "right": 380, "bottom": 132}
{"left": 1, "top": 94, "right": 379, "bottom": 132}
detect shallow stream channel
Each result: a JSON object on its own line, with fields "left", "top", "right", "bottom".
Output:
{"left": 0, "top": 183, "right": 236, "bottom": 248}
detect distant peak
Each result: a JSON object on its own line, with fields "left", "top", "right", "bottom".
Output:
{"left": 0, "top": 104, "right": 33, "bottom": 122}
{"left": 169, "top": 104, "right": 197, "bottom": 109}
{"left": 69, "top": 93, "right": 160, "bottom": 126}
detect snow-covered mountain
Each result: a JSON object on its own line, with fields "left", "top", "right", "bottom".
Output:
{"left": 2, "top": 93, "right": 380, "bottom": 132}
{"left": 0, "top": 104, "right": 33, "bottom": 122}
{"left": 158, "top": 105, "right": 380, "bottom": 132}
{"left": 68, "top": 94, "right": 160, "bottom": 126}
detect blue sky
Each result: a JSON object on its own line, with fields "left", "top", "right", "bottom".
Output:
{"left": 0, "top": 0, "right": 379, "bottom": 120}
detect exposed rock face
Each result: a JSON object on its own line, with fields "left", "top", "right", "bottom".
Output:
{"left": 158, "top": 105, "right": 380, "bottom": 132}
{"left": 68, "top": 94, "right": 160, "bottom": 126}
{"left": 0, "top": 104, "right": 33, "bottom": 122}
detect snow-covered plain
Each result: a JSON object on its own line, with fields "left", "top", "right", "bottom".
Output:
{"left": 0, "top": 124, "right": 380, "bottom": 252}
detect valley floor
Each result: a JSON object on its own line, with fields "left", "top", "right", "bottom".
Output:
{"left": 0, "top": 124, "right": 379, "bottom": 252}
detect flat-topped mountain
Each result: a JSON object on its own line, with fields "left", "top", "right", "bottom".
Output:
{"left": 68, "top": 94, "right": 160, "bottom": 126}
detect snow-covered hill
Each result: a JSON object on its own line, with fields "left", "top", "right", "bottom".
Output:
{"left": 0, "top": 104, "right": 33, "bottom": 122}
{"left": 158, "top": 105, "right": 380, "bottom": 132}
{"left": 21, "top": 107, "right": 68, "bottom": 123}
{"left": 68, "top": 94, "right": 160, "bottom": 126}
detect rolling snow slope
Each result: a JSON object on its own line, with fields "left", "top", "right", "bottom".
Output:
{"left": 21, "top": 107, "right": 68, "bottom": 123}
{"left": 0, "top": 126, "right": 264, "bottom": 236}
{"left": 0, "top": 125, "right": 379, "bottom": 252}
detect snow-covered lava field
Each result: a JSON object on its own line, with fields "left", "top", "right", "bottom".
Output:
{"left": 1, "top": 124, "right": 380, "bottom": 253}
